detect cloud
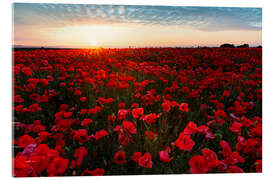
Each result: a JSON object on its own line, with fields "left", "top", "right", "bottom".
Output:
{"left": 13, "top": 3, "right": 262, "bottom": 31}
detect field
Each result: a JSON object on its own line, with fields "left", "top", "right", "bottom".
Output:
{"left": 12, "top": 47, "right": 262, "bottom": 176}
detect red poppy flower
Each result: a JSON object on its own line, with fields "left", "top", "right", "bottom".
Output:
{"left": 80, "top": 108, "right": 87, "bottom": 114}
{"left": 74, "top": 89, "right": 82, "bottom": 96}
{"left": 197, "top": 125, "right": 209, "bottom": 134}
{"left": 132, "top": 108, "right": 144, "bottom": 119}
{"left": 21, "top": 67, "right": 32, "bottom": 76}
{"left": 141, "top": 113, "right": 158, "bottom": 124}
{"left": 144, "top": 130, "right": 158, "bottom": 141}
{"left": 46, "top": 157, "right": 69, "bottom": 176}
{"left": 131, "top": 152, "right": 142, "bottom": 163}
{"left": 201, "top": 148, "right": 220, "bottom": 170}
{"left": 117, "top": 132, "right": 130, "bottom": 146}
{"left": 28, "top": 103, "right": 42, "bottom": 113}
{"left": 37, "top": 131, "right": 50, "bottom": 144}
{"left": 175, "top": 132, "right": 195, "bottom": 151}
{"left": 74, "top": 147, "right": 88, "bottom": 167}
{"left": 162, "top": 100, "right": 171, "bottom": 112}
{"left": 119, "top": 102, "right": 125, "bottom": 108}
{"left": 93, "top": 130, "right": 109, "bottom": 142}
{"left": 88, "top": 106, "right": 102, "bottom": 114}
{"left": 63, "top": 111, "right": 72, "bottom": 118}
{"left": 81, "top": 118, "right": 93, "bottom": 126}
{"left": 114, "top": 151, "right": 127, "bottom": 165}
{"left": 56, "top": 118, "right": 73, "bottom": 130}
{"left": 59, "top": 104, "right": 69, "bottom": 111}
{"left": 223, "top": 90, "right": 230, "bottom": 97}
{"left": 108, "top": 114, "right": 116, "bottom": 122}
{"left": 17, "top": 135, "right": 35, "bottom": 148}
{"left": 35, "top": 144, "right": 50, "bottom": 156}
{"left": 189, "top": 155, "right": 208, "bottom": 174}
{"left": 229, "top": 122, "right": 243, "bottom": 135}
{"left": 223, "top": 151, "right": 245, "bottom": 165}
{"left": 122, "top": 121, "right": 136, "bottom": 134}
{"left": 97, "top": 97, "right": 114, "bottom": 105}
{"left": 138, "top": 153, "right": 153, "bottom": 168}
{"left": 73, "top": 129, "right": 89, "bottom": 144}
{"left": 117, "top": 109, "right": 129, "bottom": 120}
{"left": 28, "top": 155, "right": 49, "bottom": 175}
{"left": 159, "top": 150, "right": 172, "bottom": 163}
{"left": 220, "top": 140, "right": 232, "bottom": 157}
{"left": 70, "top": 160, "right": 76, "bottom": 169}
{"left": 82, "top": 168, "right": 105, "bottom": 176}
{"left": 47, "top": 149, "right": 60, "bottom": 160}
{"left": 80, "top": 97, "right": 87, "bottom": 102}
{"left": 14, "top": 95, "right": 24, "bottom": 103}
{"left": 179, "top": 103, "right": 189, "bottom": 112}
{"left": 13, "top": 155, "right": 35, "bottom": 177}
{"left": 184, "top": 121, "right": 197, "bottom": 135}
{"left": 40, "top": 78, "right": 48, "bottom": 86}
{"left": 215, "top": 110, "right": 227, "bottom": 119}
{"left": 131, "top": 103, "right": 139, "bottom": 108}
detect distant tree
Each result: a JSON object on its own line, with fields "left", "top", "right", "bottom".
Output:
{"left": 256, "top": 45, "right": 262, "bottom": 48}
{"left": 220, "top": 43, "right": 235, "bottom": 48}
{"left": 236, "top": 44, "right": 249, "bottom": 48}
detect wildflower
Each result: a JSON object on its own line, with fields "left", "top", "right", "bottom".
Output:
{"left": 201, "top": 148, "right": 220, "bottom": 170}
{"left": 46, "top": 157, "right": 69, "bottom": 176}
{"left": 81, "top": 118, "right": 93, "bottom": 126}
{"left": 17, "top": 135, "right": 35, "bottom": 148}
{"left": 93, "top": 130, "right": 108, "bottom": 142}
{"left": 138, "top": 153, "right": 153, "bottom": 168}
{"left": 159, "top": 150, "right": 172, "bottom": 163}
{"left": 189, "top": 155, "right": 208, "bottom": 174}
{"left": 131, "top": 152, "right": 142, "bottom": 163}
{"left": 73, "top": 129, "right": 89, "bottom": 144}
{"left": 74, "top": 147, "right": 88, "bottom": 167}
{"left": 114, "top": 151, "right": 127, "bottom": 165}
{"left": 175, "top": 132, "right": 195, "bottom": 151}
{"left": 132, "top": 108, "right": 144, "bottom": 119}
{"left": 184, "top": 121, "right": 197, "bottom": 135}
{"left": 179, "top": 103, "right": 189, "bottom": 112}
{"left": 122, "top": 121, "right": 136, "bottom": 134}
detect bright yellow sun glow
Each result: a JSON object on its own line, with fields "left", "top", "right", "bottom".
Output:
{"left": 20, "top": 24, "right": 262, "bottom": 48}
{"left": 90, "top": 40, "right": 98, "bottom": 46}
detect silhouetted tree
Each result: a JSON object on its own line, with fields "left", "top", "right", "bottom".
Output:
{"left": 220, "top": 43, "right": 235, "bottom": 48}
{"left": 236, "top": 44, "right": 249, "bottom": 48}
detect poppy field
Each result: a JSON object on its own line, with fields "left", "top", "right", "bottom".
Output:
{"left": 12, "top": 47, "right": 262, "bottom": 177}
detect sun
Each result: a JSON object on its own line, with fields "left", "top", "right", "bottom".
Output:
{"left": 90, "top": 40, "right": 98, "bottom": 46}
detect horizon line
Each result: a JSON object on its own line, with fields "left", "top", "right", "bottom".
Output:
{"left": 13, "top": 43, "right": 262, "bottom": 49}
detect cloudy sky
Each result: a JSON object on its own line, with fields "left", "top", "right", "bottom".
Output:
{"left": 13, "top": 3, "right": 262, "bottom": 48}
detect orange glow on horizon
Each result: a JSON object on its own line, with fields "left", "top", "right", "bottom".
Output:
{"left": 14, "top": 23, "right": 262, "bottom": 48}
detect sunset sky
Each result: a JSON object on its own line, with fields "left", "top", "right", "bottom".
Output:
{"left": 13, "top": 3, "right": 262, "bottom": 48}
